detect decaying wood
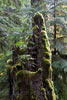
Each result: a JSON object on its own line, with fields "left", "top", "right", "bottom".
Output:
{"left": 7, "top": 12, "right": 56, "bottom": 100}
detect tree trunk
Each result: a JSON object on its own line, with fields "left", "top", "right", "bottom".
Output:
{"left": 7, "top": 13, "right": 56, "bottom": 100}
{"left": 54, "top": 0, "right": 57, "bottom": 55}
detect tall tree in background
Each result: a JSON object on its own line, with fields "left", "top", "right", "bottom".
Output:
{"left": 54, "top": 0, "right": 57, "bottom": 55}
{"left": 48, "top": 1, "right": 67, "bottom": 100}
{"left": 48, "top": 0, "right": 67, "bottom": 54}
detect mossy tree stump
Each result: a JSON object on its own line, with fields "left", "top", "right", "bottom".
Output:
{"left": 7, "top": 12, "right": 56, "bottom": 100}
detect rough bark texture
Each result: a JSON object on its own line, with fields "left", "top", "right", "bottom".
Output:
{"left": 7, "top": 13, "right": 56, "bottom": 100}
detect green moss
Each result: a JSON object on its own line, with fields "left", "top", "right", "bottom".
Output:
{"left": 16, "top": 70, "right": 34, "bottom": 78}
{"left": 16, "top": 70, "right": 31, "bottom": 99}
{"left": 16, "top": 68, "right": 42, "bottom": 87}
{"left": 42, "top": 24, "right": 46, "bottom": 30}
{"left": 41, "top": 88, "right": 48, "bottom": 100}
{"left": 44, "top": 52, "right": 51, "bottom": 59}
{"left": 36, "top": 68, "right": 42, "bottom": 73}
{"left": 42, "top": 57, "right": 51, "bottom": 69}
{"left": 39, "top": 25, "right": 52, "bottom": 79}
{"left": 18, "top": 48, "right": 26, "bottom": 55}
{"left": 52, "top": 91, "right": 57, "bottom": 100}
{"left": 32, "top": 25, "right": 39, "bottom": 33}
{"left": 41, "top": 43, "right": 50, "bottom": 53}
{"left": 32, "top": 12, "right": 45, "bottom": 26}
{"left": 45, "top": 79, "right": 54, "bottom": 91}
{"left": 17, "top": 70, "right": 33, "bottom": 88}
{"left": 41, "top": 88, "right": 45, "bottom": 92}
{"left": 43, "top": 58, "right": 51, "bottom": 65}
{"left": 41, "top": 30, "right": 48, "bottom": 37}
{"left": 6, "top": 12, "right": 56, "bottom": 100}
{"left": 40, "top": 30, "right": 50, "bottom": 52}
{"left": 32, "top": 12, "right": 46, "bottom": 32}
{"left": 17, "top": 95, "right": 21, "bottom": 100}
{"left": 16, "top": 69, "right": 40, "bottom": 100}
{"left": 7, "top": 61, "right": 24, "bottom": 81}
{"left": 7, "top": 59, "right": 13, "bottom": 65}
{"left": 16, "top": 68, "right": 42, "bottom": 85}
{"left": 44, "top": 79, "right": 57, "bottom": 100}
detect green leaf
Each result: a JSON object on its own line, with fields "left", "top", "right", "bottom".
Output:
{"left": 15, "top": 41, "right": 22, "bottom": 46}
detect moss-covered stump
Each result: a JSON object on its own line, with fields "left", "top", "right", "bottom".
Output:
{"left": 28, "top": 12, "right": 56, "bottom": 100}
{"left": 7, "top": 64, "right": 46, "bottom": 100}
{"left": 16, "top": 68, "right": 46, "bottom": 100}
{"left": 7, "top": 12, "right": 56, "bottom": 100}
{"left": 7, "top": 60, "right": 23, "bottom": 100}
